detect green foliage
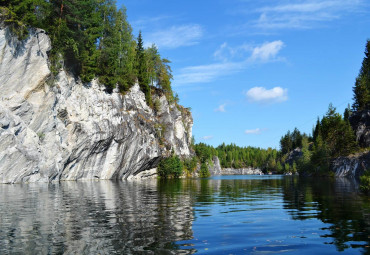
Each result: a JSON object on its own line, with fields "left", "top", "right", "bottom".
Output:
{"left": 360, "top": 170, "right": 370, "bottom": 194}
{"left": 136, "top": 31, "right": 151, "bottom": 105}
{"left": 283, "top": 104, "right": 359, "bottom": 175}
{"left": 284, "top": 163, "right": 290, "bottom": 173}
{"left": 314, "top": 104, "right": 358, "bottom": 158}
{"left": 153, "top": 98, "right": 161, "bottom": 113}
{"left": 183, "top": 156, "right": 198, "bottom": 176}
{"left": 352, "top": 40, "right": 370, "bottom": 111}
{"left": 276, "top": 162, "right": 283, "bottom": 173}
{"left": 343, "top": 104, "right": 352, "bottom": 121}
{"left": 157, "top": 155, "right": 183, "bottom": 179}
{"left": 296, "top": 136, "right": 313, "bottom": 173}
{"left": 0, "top": 0, "right": 176, "bottom": 105}
{"left": 194, "top": 142, "right": 281, "bottom": 172}
{"left": 194, "top": 143, "right": 217, "bottom": 163}
{"left": 199, "top": 162, "right": 210, "bottom": 178}
{"left": 280, "top": 128, "right": 307, "bottom": 155}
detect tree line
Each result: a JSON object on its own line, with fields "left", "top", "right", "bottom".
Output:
{"left": 0, "top": 0, "right": 175, "bottom": 104}
{"left": 194, "top": 143, "right": 285, "bottom": 173}
{"left": 280, "top": 40, "right": 370, "bottom": 176}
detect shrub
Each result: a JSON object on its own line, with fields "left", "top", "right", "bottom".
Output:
{"left": 157, "top": 155, "right": 183, "bottom": 179}
{"left": 360, "top": 171, "right": 370, "bottom": 194}
{"left": 199, "top": 162, "right": 210, "bottom": 178}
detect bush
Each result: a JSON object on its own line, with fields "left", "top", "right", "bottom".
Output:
{"left": 199, "top": 162, "right": 210, "bottom": 178}
{"left": 360, "top": 171, "right": 370, "bottom": 194}
{"left": 183, "top": 156, "right": 198, "bottom": 176}
{"left": 157, "top": 155, "right": 183, "bottom": 179}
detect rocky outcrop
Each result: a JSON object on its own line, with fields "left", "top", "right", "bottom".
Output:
{"left": 285, "top": 148, "right": 302, "bottom": 165}
{"left": 349, "top": 110, "right": 370, "bottom": 148}
{"left": 332, "top": 152, "right": 370, "bottom": 178}
{"left": 0, "top": 26, "right": 192, "bottom": 183}
{"left": 207, "top": 156, "right": 222, "bottom": 176}
{"left": 221, "top": 168, "right": 263, "bottom": 175}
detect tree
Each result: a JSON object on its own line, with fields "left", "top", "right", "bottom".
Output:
{"left": 352, "top": 40, "right": 370, "bottom": 111}
{"left": 157, "top": 155, "right": 183, "bottom": 178}
{"left": 344, "top": 104, "right": 352, "bottom": 121}
{"left": 199, "top": 162, "right": 210, "bottom": 178}
{"left": 136, "top": 31, "right": 152, "bottom": 106}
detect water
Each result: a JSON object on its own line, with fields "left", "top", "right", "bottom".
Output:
{"left": 0, "top": 176, "right": 369, "bottom": 254}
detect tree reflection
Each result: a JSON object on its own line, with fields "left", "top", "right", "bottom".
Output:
{"left": 282, "top": 177, "right": 370, "bottom": 253}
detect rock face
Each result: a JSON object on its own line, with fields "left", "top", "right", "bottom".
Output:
{"left": 0, "top": 26, "right": 193, "bottom": 183}
{"left": 221, "top": 168, "right": 263, "bottom": 175}
{"left": 285, "top": 148, "right": 302, "bottom": 165}
{"left": 207, "top": 156, "right": 222, "bottom": 176}
{"left": 332, "top": 152, "right": 370, "bottom": 178}
{"left": 349, "top": 110, "right": 370, "bottom": 148}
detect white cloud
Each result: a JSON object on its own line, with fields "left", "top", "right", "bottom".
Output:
{"left": 175, "top": 62, "right": 244, "bottom": 85}
{"left": 249, "top": 41, "right": 284, "bottom": 62}
{"left": 215, "top": 104, "right": 227, "bottom": 112}
{"left": 213, "top": 42, "right": 253, "bottom": 62}
{"left": 253, "top": 0, "right": 364, "bottom": 30}
{"left": 246, "top": 87, "right": 288, "bottom": 104}
{"left": 202, "top": 136, "right": 214, "bottom": 140}
{"left": 245, "top": 128, "right": 263, "bottom": 135}
{"left": 175, "top": 41, "right": 284, "bottom": 85}
{"left": 145, "top": 25, "right": 203, "bottom": 49}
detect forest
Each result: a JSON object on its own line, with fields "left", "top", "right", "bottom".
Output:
{"left": 1, "top": 2, "right": 369, "bottom": 187}
{"left": 191, "top": 40, "right": 370, "bottom": 182}
{"left": 0, "top": 0, "right": 175, "bottom": 106}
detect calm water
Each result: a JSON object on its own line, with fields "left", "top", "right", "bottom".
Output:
{"left": 0, "top": 176, "right": 369, "bottom": 254}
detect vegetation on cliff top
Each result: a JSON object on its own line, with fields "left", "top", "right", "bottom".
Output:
{"left": 279, "top": 40, "right": 370, "bottom": 181}
{"left": 0, "top": 0, "right": 175, "bottom": 105}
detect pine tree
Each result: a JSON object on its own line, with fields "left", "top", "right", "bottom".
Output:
{"left": 352, "top": 40, "right": 370, "bottom": 111}
{"left": 343, "top": 104, "right": 352, "bottom": 121}
{"left": 136, "top": 31, "right": 152, "bottom": 106}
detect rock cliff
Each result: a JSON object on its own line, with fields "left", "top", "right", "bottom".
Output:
{"left": 349, "top": 110, "right": 370, "bottom": 148}
{"left": 0, "top": 26, "right": 193, "bottom": 183}
{"left": 204, "top": 156, "right": 263, "bottom": 176}
{"left": 332, "top": 151, "right": 370, "bottom": 178}
{"left": 221, "top": 168, "right": 263, "bottom": 175}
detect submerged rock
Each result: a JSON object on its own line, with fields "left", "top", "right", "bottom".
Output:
{"left": 0, "top": 26, "right": 192, "bottom": 183}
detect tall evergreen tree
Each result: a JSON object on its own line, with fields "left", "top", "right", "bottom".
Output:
{"left": 352, "top": 40, "right": 370, "bottom": 111}
{"left": 136, "top": 31, "right": 152, "bottom": 106}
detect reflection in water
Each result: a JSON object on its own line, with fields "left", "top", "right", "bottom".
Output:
{"left": 282, "top": 177, "right": 370, "bottom": 253}
{"left": 0, "top": 180, "right": 195, "bottom": 254}
{"left": 0, "top": 176, "right": 369, "bottom": 254}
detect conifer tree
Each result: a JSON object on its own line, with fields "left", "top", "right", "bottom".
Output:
{"left": 136, "top": 31, "right": 152, "bottom": 106}
{"left": 352, "top": 40, "right": 370, "bottom": 111}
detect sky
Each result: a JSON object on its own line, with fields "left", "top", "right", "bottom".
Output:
{"left": 118, "top": 0, "right": 370, "bottom": 149}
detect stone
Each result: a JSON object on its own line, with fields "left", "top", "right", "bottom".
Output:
{"left": 349, "top": 110, "right": 370, "bottom": 148}
{"left": 0, "top": 25, "right": 193, "bottom": 183}
{"left": 332, "top": 152, "right": 370, "bottom": 178}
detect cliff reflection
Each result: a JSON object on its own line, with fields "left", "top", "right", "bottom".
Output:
{"left": 0, "top": 180, "right": 195, "bottom": 254}
{"left": 1, "top": 176, "right": 369, "bottom": 254}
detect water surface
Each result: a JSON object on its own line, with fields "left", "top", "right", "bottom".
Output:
{"left": 0, "top": 176, "right": 369, "bottom": 254}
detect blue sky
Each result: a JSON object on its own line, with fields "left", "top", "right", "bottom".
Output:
{"left": 118, "top": 0, "right": 370, "bottom": 149}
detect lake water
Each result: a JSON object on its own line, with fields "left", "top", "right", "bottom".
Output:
{"left": 0, "top": 175, "right": 369, "bottom": 254}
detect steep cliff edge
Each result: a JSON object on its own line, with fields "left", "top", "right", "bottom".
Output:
{"left": 331, "top": 110, "right": 370, "bottom": 178}
{"left": 0, "top": 26, "right": 193, "bottom": 183}
{"left": 349, "top": 110, "right": 370, "bottom": 148}
{"left": 332, "top": 151, "right": 370, "bottom": 178}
